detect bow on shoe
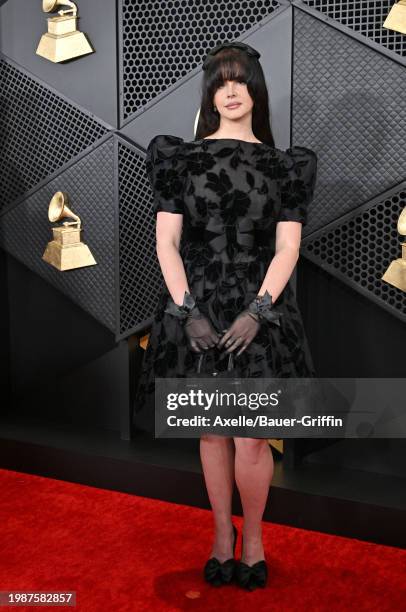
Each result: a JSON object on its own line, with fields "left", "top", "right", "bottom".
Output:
{"left": 204, "top": 557, "right": 236, "bottom": 586}
{"left": 236, "top": 560, "right": 268, "bottom": 590}
{"left": 205, "top": 216, "right": 256, "bottom": 253}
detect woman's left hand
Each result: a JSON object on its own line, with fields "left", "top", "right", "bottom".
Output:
{"left": 217, "top": 311, "right": 260, "bottom": 356}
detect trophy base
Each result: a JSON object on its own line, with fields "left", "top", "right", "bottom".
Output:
{"left": 269, "top": 439, "right": 283, "bottom": 454}
{"left": 381, "top": 258, "right": 406, "bottom": 292}
{"left": 36, "top": 31, "right": 93, "bottom": 63}
{"left": 42, "top": 241, "right": 97, "bottom": 271}
{"left": 383, "top": 2, "right": 406, "bottom": 35}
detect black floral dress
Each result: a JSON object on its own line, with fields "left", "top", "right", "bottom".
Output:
{"left": 133, "top": 135, "right": 318, "bottom": 424}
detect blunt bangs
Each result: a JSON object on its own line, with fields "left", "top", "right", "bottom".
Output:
{"left": 210, "top": 55, "right": 251, "bottom": 91}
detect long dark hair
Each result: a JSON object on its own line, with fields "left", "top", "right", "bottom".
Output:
{"left": 195, "top": 46, "right": 275, "bottom": 148}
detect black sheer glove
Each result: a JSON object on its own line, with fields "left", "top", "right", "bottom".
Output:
{"left": 218, "top": 290, "right": 283, "bottom": 356}
{"left": 164, "top": 291, "right": 220, "bottom": 353}
{"left": 217, "top": 310, "right": 260, "bottom": 356}
{"left": 184, "top": 312, "right": 221, "bottom": 353}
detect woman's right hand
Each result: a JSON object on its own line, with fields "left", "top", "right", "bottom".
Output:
{"left": 184, "top": 313, "right": 220, "bottom": 352}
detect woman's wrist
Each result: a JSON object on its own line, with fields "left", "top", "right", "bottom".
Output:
{"left": 164, "top": 291, "right": 201, "bottom": 320}
{"left": 247, "top": 290, "right": 283, "bottom": 326}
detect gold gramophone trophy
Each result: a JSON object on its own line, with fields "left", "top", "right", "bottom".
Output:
{"left": 42, "top": 191, "right": 97, "bottom": 271}
{"left": 36, "top": 0, "right": 94, "bottom": 63}
{"left": 381, "top": 207, "right": 406, "bottom": 292}
{"left": 383, "top": 1, "right": 406, "bottom": 35}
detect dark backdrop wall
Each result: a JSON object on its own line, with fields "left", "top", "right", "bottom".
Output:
{"left": 0, "top": 1, "right": 405, "bottom": 470}
{"left": 0, "top": 249, "right": 11, "bottom": 405}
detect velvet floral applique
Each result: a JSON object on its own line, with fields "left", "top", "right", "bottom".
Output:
{"left": 134, "top": 135, "right": 318, "bottom": 427}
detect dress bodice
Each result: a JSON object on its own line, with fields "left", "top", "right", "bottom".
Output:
{"left": 145, "top": 134, "right": 317, "bottom": 262}
{"left": 146, "top": 134, "right": 316, "bottom": 221}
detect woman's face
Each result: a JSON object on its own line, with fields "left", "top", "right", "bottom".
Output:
{"left": 213, "top": 79, "right": 254, "bottom": 119}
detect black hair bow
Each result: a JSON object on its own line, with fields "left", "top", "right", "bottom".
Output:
{"left": 203, "top": 41, "right": 261, "bottom": 70}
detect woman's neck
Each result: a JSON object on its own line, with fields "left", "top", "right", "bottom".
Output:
{"left": 207, "top": 131, "right": 261, "bottom": 143}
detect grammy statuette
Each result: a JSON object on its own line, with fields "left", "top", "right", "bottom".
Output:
{"left": 36, "top": 0, "right": 94, "bottom": 63}
{"left": 382, "top": 207, "right": 406, "bottom": 293}
{"left": 42, "top": 191, "right": 97, "bottom": 271}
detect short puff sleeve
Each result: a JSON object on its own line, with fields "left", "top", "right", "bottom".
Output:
{"left": 145, "top": 134, "right": 186, "bottom": 217}
{"left": 277, "top": 146, "right": 317, "bottom": 226}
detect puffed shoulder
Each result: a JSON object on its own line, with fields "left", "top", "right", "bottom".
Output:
{"left": 146, "top": 134, "right": 185, "bottom": 162}
{"left": 280, "top": 145, "right": 317, "bottom": 174}
{"left": 145, "top": 134, "right": 187, "bottom": 217}
{"left": 145, "top": 134, "right": 185, "bottom": 179}
{"left": 277, "top": 145, "right": 318, "bottom": 225}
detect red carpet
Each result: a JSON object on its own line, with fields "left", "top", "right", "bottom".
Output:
{"left": 0, "top": 467, "right": 405, "bottom": 611}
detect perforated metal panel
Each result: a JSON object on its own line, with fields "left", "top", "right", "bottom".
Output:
{"left": 1, "top": 3, "right": 405, "bottom": 338}
{"left": 0, "top": 57, "right": 109, "bottom": 213}
{"left": 118, "top": 138, "right": 164, "bottom": 338}
{"left": 303, "top": 0, "right": 406, "bottom": 57}
{"left": 291, "top": 9, "right": 406, "bottom": 237}
{"left": 0, "top": 137, "right": 116, "bottom": 331}
{"left": 120, "top": 0, "right": 282, "bottom": 122}
{"left": 302, "top": 184, "right": 406, "bottom": 322}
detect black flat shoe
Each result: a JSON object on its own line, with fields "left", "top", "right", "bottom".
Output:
{"left": 204, "top": 524, "right": 238, "bottom": 586}
{"left": 236, "top": 535, "right": 268, "bottom": 591}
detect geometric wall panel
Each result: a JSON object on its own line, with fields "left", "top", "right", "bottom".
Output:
{"left": 304, "top": 0, "right": 406, "bottom": 58}
{"left": 302, "top": 184, "right": 406, "bottom": 322}
{"left": 120, "top": 7, "right": 294, "bottom": 149}
{"left": 291, "top": 9, "right": 406, "bottom": 236}
{"left": 0, "top": 127, "right": 174, "bottom": 339}
{"left": 0, "top": 136, "right": 116, "bottom": 332}
{"left": 0, "top": 57, "right": 110, "bottom": 213}
{"left": 0, "top": 0, "right": 118, "bottom": 128}
{"left": 120, "top": 7, "right": 295, "bottom": 156}
{"left": 1, "top": 1, "right": 405, "bottom": 339}
{"left": 120, "top": 0, "right": 282, "bottom": 123}
{"left": 118, "top": 138, "right": 164, "bottom": 338}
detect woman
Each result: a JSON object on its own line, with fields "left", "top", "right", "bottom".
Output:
{"left": 134, "top": 41, "right": 317, "bottom": 591}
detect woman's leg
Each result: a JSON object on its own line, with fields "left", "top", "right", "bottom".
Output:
{"left": 234, "top": 438, "right": 274, "bottom": 565}
{"left": 200, "top": 434, "right": 236, "bottom": 562}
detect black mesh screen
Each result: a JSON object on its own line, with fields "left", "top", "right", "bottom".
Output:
{"left": 291, "top": 9, "right": 406, "bottom": 237}
{"left": 0, "top": 58, "right": 109, "bottom": 213}
{"left": 0, "top": 137, "right": 116, "bottom": 331}
{"left": 1, "top": 5, "right": 405, "bottom": 336}
{"left": 121, "top": 0, "right": 281, "bottom": 121}
{"left": 118, "top": 138, "right": 164, "bottom": 338}
{"left": 304, "top": 0, "right": 405, "bottom": 57}
{"left": 302, "top": 186, "right": 406, "bottom": 322}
